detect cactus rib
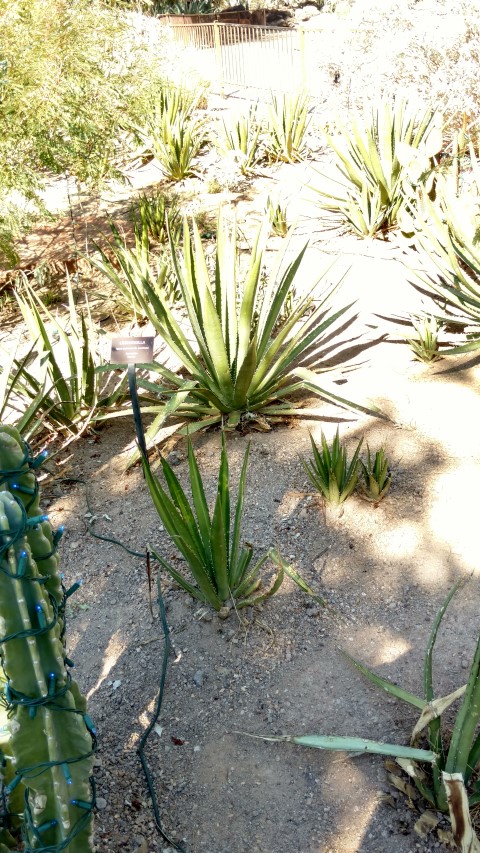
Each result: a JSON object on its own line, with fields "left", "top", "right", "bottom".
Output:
{"left": 0, "top": 425, "right": 95, "bottom": 853}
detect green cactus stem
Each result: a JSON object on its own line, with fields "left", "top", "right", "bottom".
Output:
{"left": 0, "top": 425, "right": 95, "bottom": 852}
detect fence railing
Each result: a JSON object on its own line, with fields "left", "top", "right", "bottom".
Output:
{"left": 167, "top": 22, "right": 306, "bottom": 94}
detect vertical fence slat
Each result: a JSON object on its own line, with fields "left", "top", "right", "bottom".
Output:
{"left": 166, "top": 22, "right": 304, "bottom": 95}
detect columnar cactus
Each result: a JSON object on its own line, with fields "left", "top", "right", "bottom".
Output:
{"left": 0, "top": 425, "right": 95, "bottom": 852}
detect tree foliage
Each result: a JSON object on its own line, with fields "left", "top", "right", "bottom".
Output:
{"left": 0, "top": 0, "right": 165, "bottom": 265}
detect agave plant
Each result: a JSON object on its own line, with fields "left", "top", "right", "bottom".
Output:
{"left": 255, "top": 578, "right": 480, "bottom": 850}
{"left": 91, "top": 221, "right": 179, "bottom": 320}
{"left": 0, "top": 341, "right": 47, "bottom": 441}
{"left": 312, "top": 100, "right": 442, "bottom": 237}
{"left": 146, "top": 111, "right": 206, "bottom": 181}
{"left": 131, "top": 190, "right": 182, "bottom": 245}
{"left": 413, "top": 178, "right": 480, "bottom": 351}
{"left": 302, "top": 428, "right": 363, "bottom": 506}
{"left": 144, "top": 434, "right": 285, "bottom": 611}
{"left": 266, "top": 92, "right": 310, "bottom": 164}
{"left": 114, "top": 211, "right": 376, "bottom": 452}
{"left": 407, "top": 314, "right": 444, "bottom": 363}
{"left": 359, "top": 445, "right": 391, "bottom": 502}
{"left": 146, "top": 83, "right": 202, "bottom": 127}
{"left": 216, "top": 105, "right": 263, "bottom": 175}
{"left": 266, "top": 195, "right": 289, "bottom": 237}
{"left": 14, "top": 274, "right": 129, "bottom": 436}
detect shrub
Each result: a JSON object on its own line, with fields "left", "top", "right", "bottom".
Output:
{"left": 0, "top": 0, "right": 167, "bottom": 266}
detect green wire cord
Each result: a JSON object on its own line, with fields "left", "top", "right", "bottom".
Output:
{"left": 59, "top": 368, "right": 184, "bottom": 852}
{"left": 0, "top": 441, "right": 96, "bottom": 853}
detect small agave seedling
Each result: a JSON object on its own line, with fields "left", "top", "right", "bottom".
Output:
{"left": 359, "top": 446, "right": 391, "bottom": 502}
{"left": 407, "top": 314, "right": 444, "bottom": 363}
{"left": 302, "top": 428, "right": 363, "bottom": 507}
{"left": 266, "top": 195, "right": 289, "bottom": 237}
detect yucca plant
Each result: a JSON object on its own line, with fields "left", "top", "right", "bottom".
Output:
{"left": 216, "top": 105, "right": 263, "bottom": 175}
{"left": 14, "top": 274, "right": 129, "bottom": 436}
{"left": 131, "top": 190, "right": 182, "bottom": 246}
{"left": 147, "top": 111, "right": 206, "bottom": 181}
{"left": 302, "top": 428, "right": 363, "bottom": 506}
{"left": 312, "top": 100, "right": 442, "bottom": 237}
{"left": 91, "top": 221, "right": 179, "bottom": 319}
{"left": 257, "top": 578, "right": 480, "bottom": 850}
{"left": 359, "top": 446, "right": 391, "bottom": 502}
{"left": 144, "top": 434, "right": 285, "bottom": 611}
{"left": 265, "top": 92, "right": 310, "bottom": 164}
{"left": 119, "top": 211, "right": 376, "bottom": 449}
{"left": 407, "top": 314, "right": 444, "bottom": 363}
{"left": 413, "top": 177, "right": 480, "bottom": 352}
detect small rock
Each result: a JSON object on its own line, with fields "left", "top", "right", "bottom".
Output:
{"left": 462, "top": 659, "right": 470, "bottom": 669}
{"left": 112, "top": 680, "right": 122, "bottom": 690}
{"left": 306, "top": 607, "right": 320, "bottom": 618}
{"left": 96, "top": 797, "right": 107, "bottom": 810}
{"left": 166, "top": 451, "right": 182, "bottom": 466}
{"left": 218, "top": 606, "right": 230, "bottom": 620}
{"left": 193, "top": 669, "right": 204, "bottom": 687}
{"left": 200, "top": 611, "right": 212, "bottom": 623}
{"left": 134, "top": 841, "right": 148, "bottom": 853}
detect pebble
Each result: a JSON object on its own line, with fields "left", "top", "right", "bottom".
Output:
{"left": 193, "top": 669, "right": 204, "bottom": 687}
{"left": 96, "top": 797, "right": 108, "bottom": 810}
{"left": 166, "top": 451, "right": 182, "bottom": 466}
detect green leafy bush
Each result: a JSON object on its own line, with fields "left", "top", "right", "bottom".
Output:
{"left": 0, "top": 0, "right": 166, "bottom": 266}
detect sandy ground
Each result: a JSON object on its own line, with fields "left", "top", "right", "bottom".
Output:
{"left": 6, "top": 147, "right": 478, "bottom": 853}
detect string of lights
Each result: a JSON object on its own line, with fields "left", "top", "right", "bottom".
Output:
{"left": 0, "top": 425, "right": 96, "bottom": 853}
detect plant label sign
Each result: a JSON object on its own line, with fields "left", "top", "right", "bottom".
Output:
{"left": 110, "top": 336, "right": 154, "bottom": 365}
